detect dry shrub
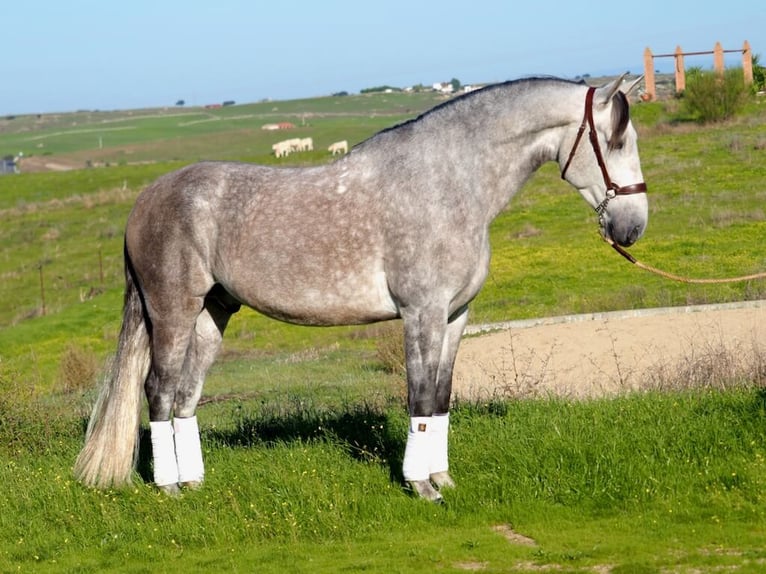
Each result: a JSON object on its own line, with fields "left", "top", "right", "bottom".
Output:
{"left": 646, "top": 336, "right": 766, "bottom": 392}
{"left": 374, "top": 321, "right": 406, "bottom": 377}
{"left": 58, "top": 344, "right": 99, "bottom": 394}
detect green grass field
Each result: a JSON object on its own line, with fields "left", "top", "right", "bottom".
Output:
{"left": 1, "top": 86, "right": 766, "bottom": 572}
{"left": 2, "top": 387, "right": 765, "bottom": 572}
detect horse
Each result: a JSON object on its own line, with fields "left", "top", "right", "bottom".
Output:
{"left": 286, "top": 138, "right": 303, "bottom": 152}
{"left": 328, "top": 140, "right": 348, "bottom": 155}
{"left": 271, "top": 140, "right": 291, "bottom": 158}
{"left": 74, "top": 75, "right": 648, "bottom": 502}
{"left": 300, "top": 137, "right": 314, "bottom": 151}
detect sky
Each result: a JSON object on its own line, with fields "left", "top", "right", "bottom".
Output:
{"left": 2, "top": 0, "right": 764, "bottom": 115}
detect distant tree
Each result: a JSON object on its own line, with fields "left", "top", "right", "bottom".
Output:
{"left": 450, "top": 78, "right": 461, "bottom": 92}
{"left": 360, "top": 85, "right": 401, "bottom": 94}
{"left": 332, "top": 91, "right": 349, "bottom": 97}
{"left": 175, "top": 100, "right": 185, "bottom": 106}
{"left": 222, "top": 100, "right": 235, "bottom": 106}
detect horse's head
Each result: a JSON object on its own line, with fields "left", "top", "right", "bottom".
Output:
{"left": 559, "top": 75, "right": 648, "bottom": 247}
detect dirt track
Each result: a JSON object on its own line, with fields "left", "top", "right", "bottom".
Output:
{"left": 453, "top": 300, "right": 766, "bottom": 400}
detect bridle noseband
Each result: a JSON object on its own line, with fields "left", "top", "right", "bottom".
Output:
{"left": 560, "top": 87, "right": 647, "bottom": 218}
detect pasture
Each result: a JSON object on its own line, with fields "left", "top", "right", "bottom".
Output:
{"left": 1, "top": 85, "right": 766, "bottom": 571}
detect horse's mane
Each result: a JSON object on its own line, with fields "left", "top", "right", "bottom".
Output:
{"left": 416, "top": 76, "right": 584, "bottom": 118}
{"left": 354, "top": 76, "right": 630, "bottom": 151}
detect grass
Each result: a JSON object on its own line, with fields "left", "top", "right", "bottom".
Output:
{"left": 1, "top": 86, "right": 766, "bottom": 572}
{"left": 1, "top": 385, "right": 765, "bottom": 572}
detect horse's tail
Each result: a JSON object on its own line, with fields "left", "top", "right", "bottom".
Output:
{"left": 74, "top": 244, "right": 151, "bottom": 488}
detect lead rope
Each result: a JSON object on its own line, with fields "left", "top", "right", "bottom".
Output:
{"left": 603, "top": 234, "right": 766, "bottom": 284}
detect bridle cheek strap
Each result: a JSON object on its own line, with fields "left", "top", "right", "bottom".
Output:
{"left": 560, "top": 86, "right": 647, "bottom": 216}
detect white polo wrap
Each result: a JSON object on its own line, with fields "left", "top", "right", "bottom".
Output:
{"left": 149, "top": 420, "right": 179, "bottom": 486}
{"left": 173, "top": 415, "right": 205, "bottom": 484}
{"left": 402, "top": 416, "right": 432, "bottom": 481}
{"left": 429, "top": 413, "right": 450, "bottom": 475}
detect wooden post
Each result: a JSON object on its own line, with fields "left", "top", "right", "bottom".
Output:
{"left": 643, "top": 47, "right": 655, "bottom": 100}
{"left": 713, "top": 41, "right": 724, "bottom": 75}
{"left": 743, "top": 40, "right": 753, "bottom": 86}
{"left": 674, "top": 45, "right": 686, "bottom": 94}
{"left": 39, "top": 264, "right": 46, "bottom": 316}
{"left": 98, "top": 247, "right": 104, "bottom": 285}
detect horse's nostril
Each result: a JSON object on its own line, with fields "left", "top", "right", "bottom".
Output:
{"left": 619, "top": 224, "right": 643, "bottom": 247}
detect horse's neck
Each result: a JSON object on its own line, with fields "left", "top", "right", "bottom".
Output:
{"left": 470, "top": 91, "right": 576, "bottom": 218}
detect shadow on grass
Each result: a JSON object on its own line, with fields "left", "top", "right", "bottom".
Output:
{"left": 135, "top": 400, "right": 407, "bottom": 485}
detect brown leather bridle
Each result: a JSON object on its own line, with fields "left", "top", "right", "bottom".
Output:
{"left": 562, "top": 89, "right": 766, "bottom": 284}
{"left": 560, "top": 87, "right": 647, "bottom": 218}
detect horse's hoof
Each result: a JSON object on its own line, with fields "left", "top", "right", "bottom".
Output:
{"left": 180, "top": 480, "right": 203, "bottom": 490}
{"left": 407, "top": 480, "right": 444, "bottom": 503}
{"left": 157, "top": 483, "right": 181, "bottom": 496}
{"left": 430, "top": 471, "right": 456, "bottom": 490}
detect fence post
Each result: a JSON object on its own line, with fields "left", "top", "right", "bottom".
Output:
{"left": 713, "top": 41, "right": 724, "bottom": 75}
{"left": 99, "top": 247, "right": 104, "bottom": 285}
{"left": 674, "top": 45, "right": 686, "bottom": 94}
{"left": 743, "top": 40, "right": 753, "bottom": 85}
{"left": 643, "top": 47, "right": 655, "bottom": 100}
{"left": 39, "top": 264, "right": 46, "bottom": 316}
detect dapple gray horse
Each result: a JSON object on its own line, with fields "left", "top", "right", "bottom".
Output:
{"left": 75, "top": 75, "right": 648, "bottom": 501}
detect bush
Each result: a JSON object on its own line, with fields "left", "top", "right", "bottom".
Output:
{"left": 57, "top": 343, "right": 99, "bottom": 394}
{"left": 751, "top": 53, "right": 765, "bottom": 92}
{"left": 0, "top": 369, "right": 81, "bottom": 453}
{"left": 682, "top": 68, "right": 751, "bottom": 122}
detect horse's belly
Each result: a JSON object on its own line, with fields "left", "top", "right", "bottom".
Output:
{"left": 227, "top": 269, "right": 398, "bottom": 326}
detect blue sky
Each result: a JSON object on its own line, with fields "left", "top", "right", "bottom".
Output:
{"left": 2, "top": 0, "right": 764, "bottom": 115}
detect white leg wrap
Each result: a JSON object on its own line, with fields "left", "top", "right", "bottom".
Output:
{"left": 174, "top": 415, "right": 204, "bottom": 484}
{"left": 402, "top": 416, "right": 432, "bottom": 481}
{"left": 150, "top": 420, "right": 179, "bottom": 487}
{"left": 430, "top": 413, "right": 450, "bottom": 475}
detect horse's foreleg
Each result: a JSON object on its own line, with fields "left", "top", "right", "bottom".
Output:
{"left": 401, "top": 307, "right": 449, "bottom": 501}
{"left": 401, "top": 306, "right": 468, "bottom": 501}
{"left": 429, "top": 306, "right": 468, "bottom": 490}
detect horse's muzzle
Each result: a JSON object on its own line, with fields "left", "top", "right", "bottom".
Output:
{"left": 605, "top": 219, "right": 645, "bottom": 247}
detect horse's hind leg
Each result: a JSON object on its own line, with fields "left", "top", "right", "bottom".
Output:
{"left": 173, "top": 289, "right": 239, "bottom": 489}
{"left": 145, "top": 297, "right": 204, "bottom": 494}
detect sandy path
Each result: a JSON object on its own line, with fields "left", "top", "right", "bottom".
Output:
{"left": 453, "top": 300, "right": 766, "bottom": 400}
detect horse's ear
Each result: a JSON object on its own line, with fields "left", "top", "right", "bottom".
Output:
{"left": 622, "top": 76, "right": 644, "bottom": 96}
{"left": 594, "top": 73, "right": 629, "bottom": 105}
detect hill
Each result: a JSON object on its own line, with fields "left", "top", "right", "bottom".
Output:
{"left": 0, "top": 91, "right": 448, "bottom": 171}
